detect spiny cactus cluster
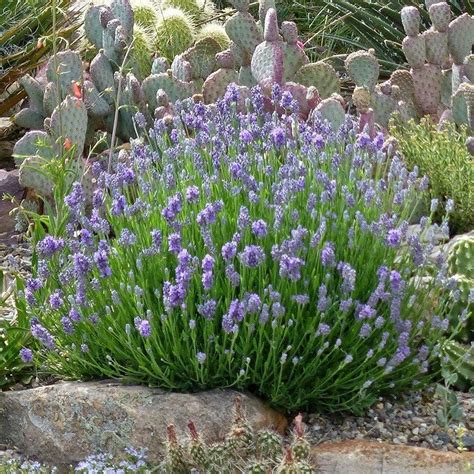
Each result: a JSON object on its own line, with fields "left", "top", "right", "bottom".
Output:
{"left": 348, "top": 1, "right": 474, "bottom": 138}
{"left": 160, "top": 396, "right": 315, "bottom": 473}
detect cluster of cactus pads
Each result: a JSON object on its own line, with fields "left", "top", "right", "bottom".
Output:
{"left": 160, "top": 396, "right": 314, "bottom": 473}
{"left": 13, "top": 0, "right": 345, "bottom": 198}
{"left": 347, "top": 0, "right": 474, "bottom": 135}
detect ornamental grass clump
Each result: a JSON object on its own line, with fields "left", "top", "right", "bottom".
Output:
{"left": 21, "top": 85, "right": 458, "bottom": 413}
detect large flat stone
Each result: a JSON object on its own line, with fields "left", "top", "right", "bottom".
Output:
{"left": 0, "top": 381, "right": 287, "bottom": 466}
{"left": 310, "top": 440, "right": 474, "bottom": 474}
{"left": 0, "top": 169, "right": 23, "bottom": 243}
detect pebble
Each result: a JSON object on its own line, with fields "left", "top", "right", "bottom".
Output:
{"left": 305, "top": 390, "right": 473, "bottom": 453}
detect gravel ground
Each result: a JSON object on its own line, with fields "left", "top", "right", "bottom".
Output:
{"left": 305, "top": 389, "right": 474, "bottom": 452}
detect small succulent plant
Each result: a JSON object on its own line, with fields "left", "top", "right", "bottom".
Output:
{"left": 160, "top": 396, "right": 315, "bottom": 473}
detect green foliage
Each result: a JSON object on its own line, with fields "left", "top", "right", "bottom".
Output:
{"left": 390, "top": 118, "right": 474, "bottom": 234}
{"left": 21, "top": 97, "right": 451, "bottom": 414}
{"left": 442, "top": 340, "right": 474, "bottom": 391}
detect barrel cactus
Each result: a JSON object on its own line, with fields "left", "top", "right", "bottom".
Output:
{"left": 154, "top": 7, "right": 195, "bottom": 60}
{"left": 158, "top": 396, "right": 314, "bottom": 472}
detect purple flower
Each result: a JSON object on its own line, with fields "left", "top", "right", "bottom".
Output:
{"left": 359, "top": 323, "right": 372, "bottom": 338}
{"left": 321, "top": 242, "right": 336, "bottom": 268}
{"left": 240, "top": 129, "right": 253, "bottom": 144}
{"left": 138, "top": 319, "right": 152, "bottom": 337}
{"left": 118, "top": 228, "right": 137, "bottom": 246}
{"left": 49, "top": 290, "right": 64, "bottom": 310}
{"left": 80, "top": 343, "right": 89, "bottom": 353}
{"left": 246, "top": 294, "right": 261, "bottom": 314}
{"left": 73, "top": 253, "right": 91, "bottom": 277}
{"left": 168, "top": 233, "right": 182, "bottom": 254}
{"left": 239, "top": 245, "right": 265, "bottom": 268}
{"left": 202, "top": 255, "right": 215, "bottom": 272}
{"left": 186, "top": 185, "right": 200, "bottom": 203}
{"left": 197, "top": 299, "right": 217, "bottom": 320}
{"left": 292, "top": 294, "right": 310, "bottom": 305}
{"left": 31, "top": 322, "right": 55, "bottom": 349}
{"left": 358, "top": 304, "right": 376, "bottom": 320}
{"left": 196, "top": 352, "right": 207, "bottom": 364}
{"left": 271, "top": 127, "right": 286, "bottom": 148}
{"left": 251, "top": 219, "right": 268, "bottom": 238}
{"left": 337, "top": 262, "right": 356, "bottom": 293}
{"left": 279, "top": 255, "right": 304, "bottom": 282}
{"left": 202, "top": 271, "right": 213, "bottom": 291}
{"left": 386, "top": 229, "right": 402, "bottom": 248}
{"left": 163, "top": 281, "right": 186, "bottom": 310}
{"left": 19, "top": 348, "right": 33, "bottom": 363}
{"left": 64, "top": 182, "right": 85, "bottom": 212}
{"left": 222, "top": 241, "right": 238, "bottom": 261}
{"left": 237, "top": 206, "right": 250, "bottom": 229}
{"left": 61, "top": 316, "right": 74, "bottom": 334}
{"left": 37, "top": 236, "right": 65, "bottom": 258}
{"left": 316, "top": 323, "right": 331, "bottom": 336}
{"left": 94, "top": 249, "right": 112, "bottom": 278}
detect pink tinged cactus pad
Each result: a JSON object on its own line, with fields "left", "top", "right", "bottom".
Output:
{"left": 203, "top": 69, "right": 240, "bottom": 103}
{"left": 18, "top": 75, "right": 45, "bottom": 115}
{"left": 448, "top": 13, "right": 474, "bottom": 65}
{"left": 295, "top": 62, "right": 340, "bottom": 99}
{"left": 411, "top": 64, "right": 443, "bottom": 115}
{"left": 428, "top": 2, "right": 451, "bottom": 33}
{"left": 344, "top": 50, "right": 379, "bottom": 91}
{"left": 251, "top": 9, "right": 284, "bottom": 86}
{"left": 465, "top": 55, "right": 474, "bottom": 82}
{"left": 312, "top": 96, "right": 346, "bottom": 131}
{"left": 49, "top": 95, "right": 88, "bottom": 159}
{"left": 402, "top": 35, "right": 427, "bottom": 69}
{"left": 224, "top": 8, "right": 263, "bottom": 59}
{"left": 14, "top": 109, "right": 45, "bottom": 130}
{"left": 423, "top": 30, "right": 449, "bottom": 66}
{"left": 401, "top": 6, "right": 421, "bottom": 37}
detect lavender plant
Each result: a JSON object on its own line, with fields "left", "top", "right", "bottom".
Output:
{"left": 20, "top": 85, "right": 458, "bottom": 413}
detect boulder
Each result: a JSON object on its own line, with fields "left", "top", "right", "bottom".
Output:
{"left": 0, "top": 169, "right": 24, "bottom": 242}
{"left": 311, "top": 440, "right": 474, "bottom": 474}
{"left": 0, "top": 381, "right": 287, "bottom": 466}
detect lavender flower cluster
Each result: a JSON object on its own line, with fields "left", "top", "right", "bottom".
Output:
{"left": 22, "top": 84, "right": 457, "bottom": 413}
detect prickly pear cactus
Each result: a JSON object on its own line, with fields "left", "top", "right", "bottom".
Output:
{"left": 13, "top": 95, "right": 89, "bottom": 199}
{"left": 251, "top": 8, "right": 285, "bottom": 87}
{"left": 311, "top": 95, "right": 346, "bottom": 131}
{"left": 295, "top": 62, "right": 340, "bottom": 99}
{"left": 225, "top": 0, "right": 263, "bottom": 65}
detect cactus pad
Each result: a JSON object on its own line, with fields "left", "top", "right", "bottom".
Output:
{"left": 345, "top": 50, "right": 379, "bottom": 91}
{"left": 295, "top": 62, "right": 340, "bottom": 99}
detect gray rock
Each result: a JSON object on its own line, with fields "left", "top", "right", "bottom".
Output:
{"left": 310, "top": 440, "right": 474, "bottom": 474}
{"left": 0, "top": 381, "right": 287, "bottom": 466}
{"left": 0, "top": 169, "right": 24, "bottom": 242}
